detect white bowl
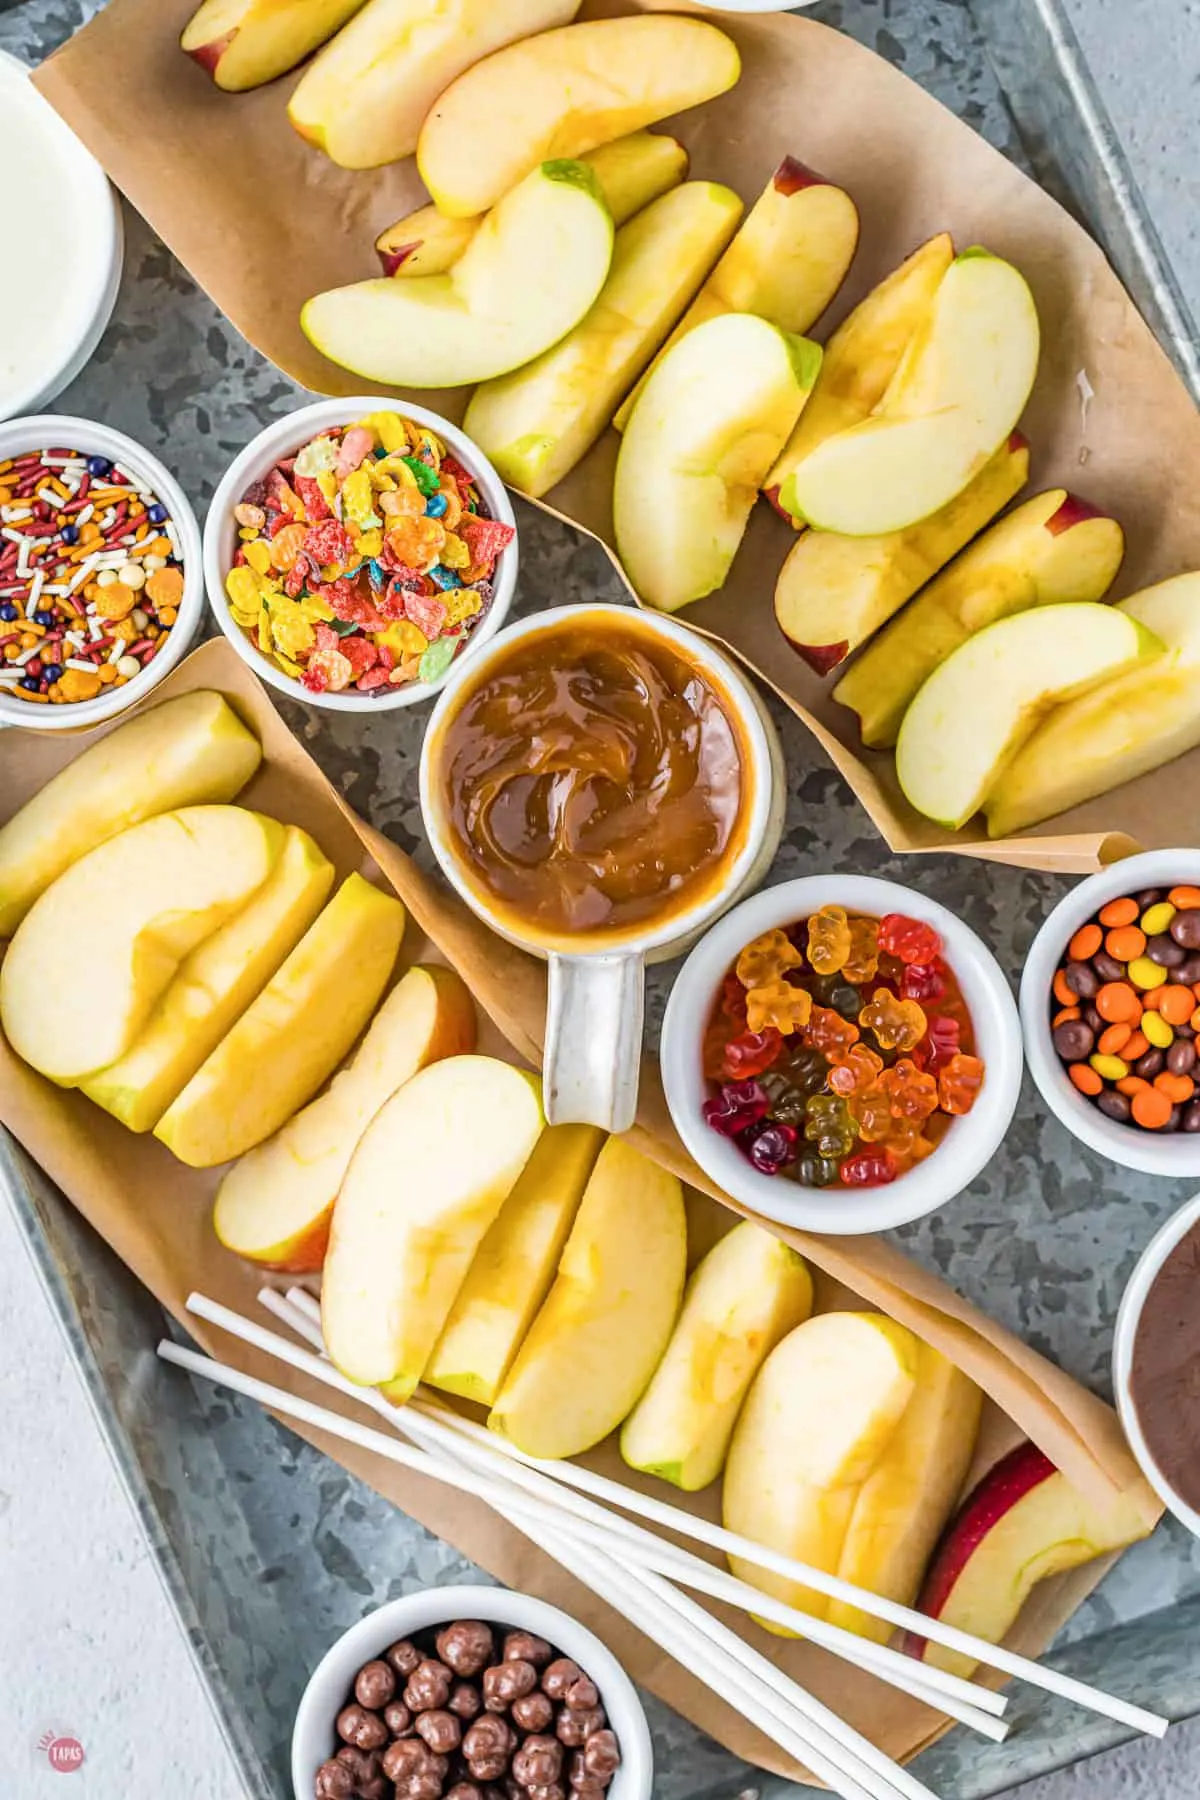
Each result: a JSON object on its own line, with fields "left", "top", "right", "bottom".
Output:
{"left": 204, "top": 397, "right": 518, "bottom": 713}
{"left": 291, "top": 1585, "right": 653, "bottom": 1800}
{"left": 0, "top": 414, "right": 202, "bottom": 733}
{"left": 661, "top": 874, "right": 1023, "bottom": 1233}
{"left": 1113, "top": 1189, "right": 1200, "bottom": 1540}
{"left": 1021, "top": 849, "right": 1200, "bottom": 1176}
{"left": 0, "top": 53, "right": 124, "bottom": 421}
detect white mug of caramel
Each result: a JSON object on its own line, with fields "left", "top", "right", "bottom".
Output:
{"left": 419, "top": 604, "right": 784, "bottom": 1131}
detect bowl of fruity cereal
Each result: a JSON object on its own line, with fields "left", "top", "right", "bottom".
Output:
{"left": 660, "top": 875, "right": 1023, "bottom": 1233}
{"left": 203, "top": 398, "right": 517, "bottom": 711}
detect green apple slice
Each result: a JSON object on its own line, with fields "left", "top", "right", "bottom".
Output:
{"left": 896, "top": 601, "right": 1163, "bottom": 830}
{"left": 788, "top": 250, "right": 1040, "bottom": 537}
{"left": 985, "top": 574, "right": 1200, "bottom": 837}
{"left": 464, "top": 181, "right": 743, "bottom": 498}
{"left": 614, "top": 311, "right": 822, "bottom": 613}
{"left": 302, "top": 160, "right": 613, "bottom": 387}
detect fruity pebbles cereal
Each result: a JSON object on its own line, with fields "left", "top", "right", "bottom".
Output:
{"left": 225, "top": 411, "right": 514, "bottom": 697}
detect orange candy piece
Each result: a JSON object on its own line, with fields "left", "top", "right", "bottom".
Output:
{"left": 1098, "top": 1022, "right": 1132, "bottom": 1057}
{"left": 1053, "top": 970, "right": 1076, "bottom": 1008}
{"left": 1132, "top": 1086, "right": 1174, "bottom": 1129}
{"left": 146, "top": 565, "right": 184, "bottom": 607}
{"left": 1099, "top": 897, "right": 1139, "bottom": 928}
{"left": 1154, "top": 1071, "right": 1196, "bottom": 1104}
{"left": 1117, "top": 1075, "right": 1150, "bottom": 1097}
{"left": 1069, "top": 1063, "right": 1103, "bottom": 1096}
{"left": 1105, "top": 925, "right": 1146, "bottom": 962}
{"left": 1168, "top": 885, "right": 1200, "bottom": 909}
{"left": 1122, "top": 1031, "right": 1149, "bottom": 1061}
{"left": 1158, "top": 984, "right": 1196, "bottom": 1026}
{"left": 93, "top": 580, "right": 136, "bottom": 621}
{"left": 1052, "top": 1006, "right": 1082, "bottom": 1027}
{"left": 1068, "top": 923, "right": 1103, "bottom": 961}
{"left": 1095, "top": 982, "right": 1142, "bottom": 1024}
{"left": 746, "top": 978, "right": 812, "bottom": 1036}
{"left": 736, "top": 928, "right": 802, "bottom": 989}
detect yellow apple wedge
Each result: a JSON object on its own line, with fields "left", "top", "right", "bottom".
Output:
{"left": 620, "top": 1222, "right": 813, "bottom": 1492}
{"left": 0, "top": 806, "right": 284, "bottom": 1084}
{"left": 776, "top": 434, "right": 1029, "bottom": 675}
{"left": 81, "top": 827, "right": 334, "bottom": 1133}
{"left": 489, "top": 1138, "right": 687, "bottom": 1460}
{"left": 615, "top": 157, "right": 858, "bottom": 430}
{"left": 302, "top": 161, "right": 613, "bottom": 388}
{"left": 826, "top": 1343, "right": 983, "bottom": 1643}
{"left": 788, "top": 249, "right": 1040, "bottom": 536}
{"left": 376, "top": 133, "right": 687, "bottom": 277}
{"left": 181, "top": 0, "right": 366, "bottom": 90}
{"left": 836, "top": 490, "right": 1126, "bottom": 745}
{"left": 213, "top": 964, "right": 476, "bottom": 1273}
{"left": 896, "top": 602, "right": 1163, "bottom": 830}
{"left": 766, "top": 234, "right": 954, "bottom": 524}
{"left": 0, "top": 691, "right": 261, "bottom": 940}
{"left": 904, "top": 1443, "right": 1153, "bottom": 1678}
{"left": 723, "top": 1313, "right": 919, "bottom": 1626}
{"left": 417, "top": 16, "right": 740, "bottom": 218}
{"left": 985, "top": 574, "right": 1200, "bottom": 837}
{"left": 424, "top": 1123, "right": 604, "bottom": 1406}
{"left": 321, "top": 1056, "right": 545, "bottom": 1396}
{"left": 289, "top": 0, "right": 581, "bottom": 170}
{"left": 615, "top": 312, "right": 822, "bottom": 613}
{"left": 464, "top": 182, "right": 743, "bottom": 499}
{"left": 155, "top": 873, "right": 405, "bottom": 1168}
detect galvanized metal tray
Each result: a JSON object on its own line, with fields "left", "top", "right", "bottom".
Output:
{"left": 4, "top": 1, "right": 1200, "bottom": 1796}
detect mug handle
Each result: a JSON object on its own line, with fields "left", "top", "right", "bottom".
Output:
{"left": 545, "top": 952, "right": 645, "bottom": 1132}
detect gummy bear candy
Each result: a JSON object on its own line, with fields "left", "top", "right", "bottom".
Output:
{"left": 775, "top": 1045, "right": 831, "bottom": 1097}
{"left": 860, "top": 988, "right": 927, "bottom": 1053}
{"left": 760, "top": 1071, "right": 810, "bottom": 1127}
{"left": 879, "top": 1058, "right": 940, "bottom": 1123}
{"left": 795, "top": 1151, "right": 841, "bottom": 1188}
{"left": 720, "top": 974, "right": 749, "bottom": 1025}
{"left": 917, "top": 1014, "right": 961, "bottom": 1073}
{"left": 703, "top": 1080, "right": 771, "bottom": 1138}
{"left": 802, "top": 1004, "right": 861, "bottom": 1064}
{"left": 840, "top": 1147, "right": 899, "bottom": 1187}
{"left": 745, "top": 1122, "right": 799, "bottom": 1175}
{"left": 851, "top": 1082, "right": 895, "bottom": 1143}
{"left": 892, "top": 1134, "right": 936, "bottom": 1175}
{"left": 807, "top": 905, "right": 853, "bottom": 976}
{"left": 722, "top": 1028, "right": 784, "bottom": 1081}
{"left": 804, "top": 1092, "right": 859, "bottom": 1159}
{"left": 828, "top": 1042, "right": 885, "bottom": 1098}
{"left": 878, "top": 913, "right": 943, "bottom": 967}
{"left": 736, "top": 929, "right": 803, "bottom": 990}
{"left": 747, "top": 979, "right": 813, "bottom": 1036}
{"left": 899, "top": 961, "right": 946, "bottom": 1003}
{"left": 938, "top": 1053, "right": 985, "bottom": 1116}
{"left": 828, "top": 982, "right": 863, "bottom": 1020}
{"left": 842, "top": 917, "right": 881, "bottom": 985}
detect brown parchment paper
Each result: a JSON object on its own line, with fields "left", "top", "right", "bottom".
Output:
{"left": 34, "top": 0, "right": 1200, "bottom": 874}
{"left": 0, "top": 641, "right": 1162, "bottom": 1777}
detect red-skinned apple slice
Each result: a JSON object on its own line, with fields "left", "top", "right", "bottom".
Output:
{"left": 181, "top": 0, "right": 367, "bottom": 91}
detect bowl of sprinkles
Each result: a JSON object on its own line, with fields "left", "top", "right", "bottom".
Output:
{"left": 204, "top": 398, "right": 517, "bottom": 711}
{"left": 1022, "top": 850, "right": 1200, "bottom": 1175}
{"left": 661, "top": 875, "right": 1023, "bottom": 1233}
{"left": 0, "top": 415, "right": 201, "bottom": 730}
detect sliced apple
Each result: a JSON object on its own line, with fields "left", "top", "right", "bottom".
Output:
{"left": 375, "top": 205, "right": 479, "bottom": 280}
{"left": 0, "top": 807, "right": 284, "bottom": 1084}
{"left": 425, "top": 1123, "right": 604, "bottom": 1406}
{"left": 489, "top": 1137, "right": 687, "bottom": 1459}
{"left": 766, "top": 234, "right": 955, "bottom": 524}
{"left": 826, "top": 1342, "right": 982, "bottom": 1643}
{"left": 776, "top": 434, "right": 1029, "bottom": 675}
{"left": 835, "top": 490, "right": 1126, "bottom": 744}
{"left": 321, "top": 1056, "right": 545, "bottom": 1396}
{"left": 212, "top": 964, "right": 475, "bottom": 1273}
{"left": 896, "top": 601, "right": 1163, "bottom": 830}
{"left": 904, "top": 1442, "right": 1153, "bottom": 1678}
{"left": 620, "top": 1222, "right": 814, "bottom": 1493}
{"left": 303, "top": 160, "right": 613, "bottom": 388}
{"left": 289, "top": 0, "right": 580, "bottom": 170}
{"left": 0, "top": 692, "right": 261, "bottom": 940}
{"left": 417, "top": 16, "right": 740, "bottom": 218}
{"left": 615, "top": 312, "right": 821, "bottom": 613}
{"left": 615, "top": 158, "right": 858, "bottom": 430}
{"left": 787, "top": 250, "right": 1040, "bottom": 537}
{"left": 985, "top": 574, "right": 1200, "bottom": 837}
{"left": 181, "top": 0, "right": 366, "bottom": 91}
{"left": 80, "top": 826, "right": 334, "bottom": 1134}
{"left": 464, "top": 182, "right": 743, "bottom": 499}
{"left": 155, "top": 873, "right": 405, "bottom": 1168}
{"left": 723, "top": 1312, "right": 919, "bottom": 1625}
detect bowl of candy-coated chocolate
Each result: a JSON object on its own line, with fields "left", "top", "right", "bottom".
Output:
{"left": 660, "top": 874, "right": 1023, "bottom": 1234}
{"left": 1022, "top": 849, "right": 1200, "bottom": 1176}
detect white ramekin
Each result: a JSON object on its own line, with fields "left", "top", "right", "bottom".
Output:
{"left": 0, "top": 414, "right": 202, "bottom": 733}
{"left": 1113, "top": 1189, "right": 1200, "bottom": 1540}
{"left": 203, "top": 397, "right": 517, "bottom": 713}
{"left": 1021, "top": 849, "right": 1200, "bottom": 1176}
{"left": 660, "top": 874, "right": 1024, "bottom": 1234}
{"left": 291, "top": 1585, "right": 653, "bottom": 1800}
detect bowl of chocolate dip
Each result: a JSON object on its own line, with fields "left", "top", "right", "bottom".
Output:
{"left": 1114, "top": 1191, "right": 1200, "bottom": 1538}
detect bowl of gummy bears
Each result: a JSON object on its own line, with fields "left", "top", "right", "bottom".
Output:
{"left": 660, "top": 875, "right": 1023, "bottom": 1233}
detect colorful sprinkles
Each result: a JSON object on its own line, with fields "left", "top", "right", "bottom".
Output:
{"left": 225, "top": 410, "right": 515, "bottom": 697}
{"left": 0, "top": 449, "right": 185, "bottom": 707}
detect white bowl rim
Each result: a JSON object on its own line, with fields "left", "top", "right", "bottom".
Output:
{"left": 1020, "top": 848, "right": 1200, "bottom": 1176}
{"left": 1112, "top": 1187, "right": 1200, "bottom": 1541}
{"left": 660, "top": 872, "right": 1024, "bottom": 1234}
{"left": 203, "top": 396, "right": 518, "bottom": 713}
{"left": 0, "top": 412, "right": 202, "bottom": 732}
{"left": 290, "top": 1584, "right": 653, "bottom": 1800}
